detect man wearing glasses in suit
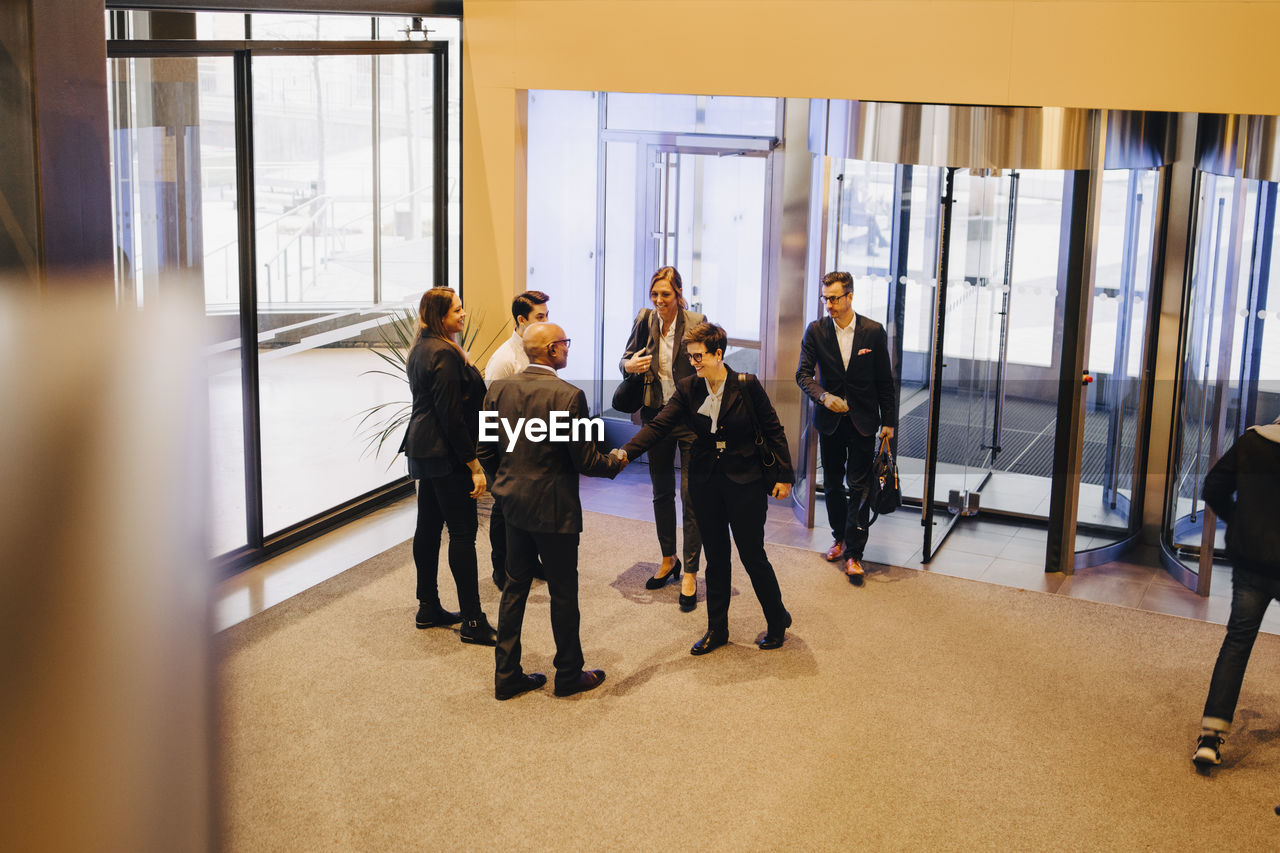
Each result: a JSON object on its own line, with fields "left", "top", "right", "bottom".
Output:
{"left": 795, "top": 271, "right": 897, "bottom": 585}
{"left": 479, "top": 323, "right": 625, "bottom": 701}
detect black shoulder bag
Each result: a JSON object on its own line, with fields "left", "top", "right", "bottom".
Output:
{"left": 611, "top": 309, "right": 651, "bottom": 414}
{"left": 735, "top": 373, "right": 788, "bottom": 485}
{"left": 866, "top": 437, "right": 900, "bottom": 521}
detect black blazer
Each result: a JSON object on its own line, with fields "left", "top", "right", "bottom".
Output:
{"left": 402, "top": 332, "right": 486, "bottom": 470}
{"left": 624, "top": 372, "right": 794, "bottom": 486}
{"left": 618, "top": 307, "right": 705, "bottom": 410}
{"left": 477, "top": 367, "right": 622, "bottom": 535}
{"left": 1202, "top": 427, "right": 1280, "bottom": 578}
{"left": 796, "top": 314, "right": 897, "bottom": 438}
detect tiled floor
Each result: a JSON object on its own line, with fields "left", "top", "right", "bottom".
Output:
{"left": 217, "top": 461, "right": 1279, "bottom": 637}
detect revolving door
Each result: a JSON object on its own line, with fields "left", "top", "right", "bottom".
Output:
{"left": 1162, "top": 115, "right": 1280, "bottom": 593}
{"left": 804, "top": 104, "right": 1174, "bottom": 569}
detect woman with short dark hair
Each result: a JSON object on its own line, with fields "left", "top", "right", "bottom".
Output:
{"left": 618, "top": 321, "right": 795, "bottom": 655}
{"left": 401, "top": 287, "right": 497, "bottom": 646}
{"left": 618, "top": 267, "right": 705, "bottom": 610}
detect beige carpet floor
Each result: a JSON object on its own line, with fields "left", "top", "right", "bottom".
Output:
{"left": 219, "top": 511, "right": 1280, "bottom": 851}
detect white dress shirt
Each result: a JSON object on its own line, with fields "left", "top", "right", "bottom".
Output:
{"left": 656, "top": 319, "right": 677, "bottom": 402}
{"left": 834, "top": 311, "right": 858, "bottom": 369}
{"left": 484, "top": 331, "right": 529, "bottom": 385}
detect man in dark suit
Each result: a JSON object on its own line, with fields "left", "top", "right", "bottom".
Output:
{"left": 796, "top": 271, "right": 897, "bottom": 585}
{"left": 478, "top": 323, "right": 624, "bottom": 701}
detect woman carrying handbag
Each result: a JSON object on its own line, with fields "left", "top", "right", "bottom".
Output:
{"left": 617, "top": 267, "right": 704, "bottom": 610}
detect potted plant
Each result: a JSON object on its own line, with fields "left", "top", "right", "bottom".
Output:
{"left": 357, "top": 306, "right": 505, "bottom": 462}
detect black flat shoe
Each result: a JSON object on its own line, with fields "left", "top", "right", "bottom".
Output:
{"left": 415, "top": 603, "right": 463, "bottom": 629}
{"left": 644, "top": 558, "right": 682, "bottom": 590}
{"left": 460, "top": 615, "right": 498, "bottom": 646}
{"left": 690, "top": 629, "right": 728, "bottom": 656}
{"left": 495, "top": 672, "right": 546, "bottom": 701}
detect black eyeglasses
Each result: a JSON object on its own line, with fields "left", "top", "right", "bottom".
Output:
{"left": 547, "top": 338, "right": 571, "bottom": 350}
{"left": 686, "top": 352, "right": 707, "bottom": 364}
{"left": 819, "top": 292, "right": 852, "bottom": 305}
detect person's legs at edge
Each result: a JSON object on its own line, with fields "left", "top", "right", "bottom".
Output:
{"left": 1196, "top": 568, "right": 1279, "bottom": 764}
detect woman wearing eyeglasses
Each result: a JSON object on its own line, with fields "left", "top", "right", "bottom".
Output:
{"left": 401, "top": 286, "right": 498, "bottom": 647}
{"left": 618, "top": 267, "right": 705, "bottom": 610}
{"left": 617, "top": 322, "right": 795, "bottom": 655}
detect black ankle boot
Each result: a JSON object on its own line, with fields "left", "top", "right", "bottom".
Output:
{"left": 415, "top": 602, "right": 462, "bottom": 629}
{"left": 460, "top": 614, "right": 498, "bottom": 646}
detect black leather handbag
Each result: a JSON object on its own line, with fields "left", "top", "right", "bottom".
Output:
{"left": 612, "top": 310, "right": 652, "bottom": 414}
{"left": 735, "top": 373, "right": 789, "bottom": 485}
{"left": 611, "top": 373, "right": 646, "bottom": 414}
{"left": 866, "top": 438, "right": 900, "bottom": 519}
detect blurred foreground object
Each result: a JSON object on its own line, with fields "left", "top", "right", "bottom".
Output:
{"left": 0, "top": 286, "right": 214, "bottom": 852}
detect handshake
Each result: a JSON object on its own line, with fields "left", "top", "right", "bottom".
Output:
{"left": 609, "top": 448, "right": 630, "bottom": 468}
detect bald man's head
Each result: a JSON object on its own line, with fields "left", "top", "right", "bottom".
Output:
{"left": 523, "top": 322, "right": 568, "bottom": 370}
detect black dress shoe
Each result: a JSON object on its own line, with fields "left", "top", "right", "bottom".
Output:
{"left": 491, "top": 572, "right": 505, "bottom": 590}
{"left": 554, "top": 669, "right": 606, "bottom": 697}
{"left": 690, "top": 629, "right": 728, "bottom": 656}
{"left": 415, "top": 603, "right": 463, "bottom": 629}
{"left": 678, "top": 592, "right": 697, "bottom": 612}
{"left": 495, "top": 672, "right": 547, "bottom": 701}
{"left": 759, "top": 610, "right": 793, "bottom": 650}
{"left": 644, "top": 558, "right": 682, "bottom": 590}
{"left": 460, "top": 615, "right": 498, "bottom": 646}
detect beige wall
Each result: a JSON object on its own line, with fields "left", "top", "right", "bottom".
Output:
{"left": 462, "top": 0, "right": 1280, "bottom": 329}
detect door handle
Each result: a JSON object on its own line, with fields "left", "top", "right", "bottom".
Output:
{"left": 1082, "top": 372, "right": 1094, "bottom": 386}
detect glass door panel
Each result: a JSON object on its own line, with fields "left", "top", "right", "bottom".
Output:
{"left": 648, "top": 148, "right": 768, "bottom": 374}
{"left": 1080, "top": 168, "right": 1159, "bottom": 546}
{"left": 1165, "top": 171, "right": 1277, "bottom": 589}
{"left": 922, "top": 170, "right": 1008, "bottom": 557}
{"left": 108, "top": 55, "right": 247, "bottom": 558}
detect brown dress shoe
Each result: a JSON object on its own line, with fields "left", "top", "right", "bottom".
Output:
{"left": 824, "top": 541, "right": 845, "bottom": 562}
{"left": 844, "top": 557, "right": 865, "bottom": 586}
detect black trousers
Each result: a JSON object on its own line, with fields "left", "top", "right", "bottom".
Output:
{"left": 488, "top": 495, "right": 507, "bottom": 585}
{"left": 488, "top": 495, "right": 544, "bottom": 585}
{"left": 642, "top": 405, "right": 702, "bottom": 573}
{"left": 690, "top": 471, "right": 788, "bottom": 636}
{"left": 820, "top": 418, "right": 876, "bottom": 559}
{"left": 494, "top": 523, "right": 584, "bottom": 693}
{"left": 413, "top": 465, "right": 482, "bottom": 618}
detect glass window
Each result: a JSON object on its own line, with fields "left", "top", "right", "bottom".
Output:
{"left": 108, "top": 11, "right": 456, "bottom": 564}
{"left": 526, "top": 90, "right": 600, "bottom": 385}
{"left": 605, "top": 93, "right": 777, "bottom": 137}
{"left": 606, "top": 93, "right": 697, "bottom": 133}
{"left": 378, "top": 53, "right": 439, "bottom": 302}
{"left": 250, "top": 14, "right": 373, "bottom": 41}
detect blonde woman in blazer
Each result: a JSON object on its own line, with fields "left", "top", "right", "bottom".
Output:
{"left": 619, "top": 267, "right": 704, "bottom": 610}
